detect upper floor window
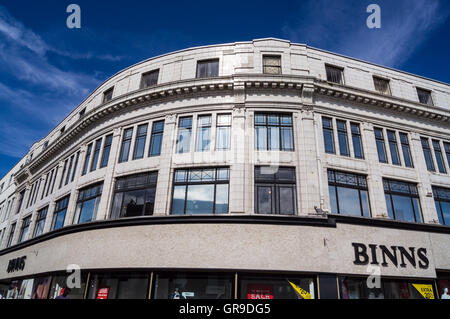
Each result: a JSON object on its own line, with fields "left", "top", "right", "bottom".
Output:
{"left": 351, "top": 123, "right": 364, "bottom": 159}
{"left": 52, "top": 196, "right": 69, "bottom": 231}
{"left": 416, "top": 88, "right": 433, "bottom": 106}
{"left": 373, "top": 77, "right": 391, "bottom": 95}
{"left": 322, "top": 117, "right": 335, "bottom": 154}
{"left": 82, "top": 143, "right": 93, "bottom": 175}
{"left": 386, "top": 130, "right": 401, "bottom": 166}
{"left": 100, "top": 134, "right": 113, "bottom": 168}
{"left": 374, "top": 128, "right": 388, "bottom": 163}
{"left": 6, "top": 222, "right": 16, "bottom": 248}
{"left": 43, "top": 141, "right": 49, "bottom": 150}
{"left": 196, "top": 59, "right": 219, "bottom": 78}
{"left": 323, "top": 117, "right": 364, "bottom": 159}
{"left": 325, "top": 65, "right": 344, "bottom": 84}
{"left": 176, "top": 117, "right": 193, "bottom": 154}
{"left": 421, "top": 138, "right": 435, "bottom": 172}
{"left": 110, "top": 172, "right": 158, "bottom": 219}
{"left": 328, "top": 170, "right": 370, "bottom": 217}
{"left": 384, "top": 179, "right": 422, "bottom": 223}
{"left": 445, "top": 142, "right": 450, "bottom": 169}
{"left": 171, "top": 167, "right": 229, "bottom": 215}
{"left": 255, "top": 166, "right": 297, "bottom": 215}
{"left": 433, "top": 186, "right": 450, "bottom": 226}
{"left": 432, "top": 140, "right": 447, "bottom": 174}
{"left": 336, "top": 120, "right": 350, "bottom": 157}
{"left": 196, "top": 115, "right": 212, "bottom": 152}
{"left": 18, "top": 215, "right": 31, "bottom": 243}
{"left": 263, "top": 55, "right": 281, "bottom": 74}
{"left": 103, "top": 87, "right": 114, "bottom": 103}
{"left": 90, "top": 139, "right": 103, "bottom": 172}
{"left": 255, "top": 113, "right": 294, "bottom": 151}
{"left": 133, "top": 124, "right": 148, "bottom": 160}
{"left": 79, "top": 108, "right": 86, "bottom": 117}
{"left": 149, "top": 121, "right": 165, "bottom": 157}
{"left": 216, "top": 114, "right": 231, "bottom": 151}
{"left": 141, "top": 69, "right": 159, "bottom": 89}
{"left": 33, "top": 206, "right": 48, "bottom": 238}
{"left": 119, "top": 128, "right": 134, "bottom": 163}
{"left": 73, "top": 183, "right": 103, "bottom": 225}
{"left": 16, "top": 189, "right": 26, "bottom": 215}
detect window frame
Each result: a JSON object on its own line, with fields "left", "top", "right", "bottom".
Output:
{"left": 373, "top": 76, "right": 391, "bottom": 95}
{"left": 118, "top": 127, "right": 134, "bottom": 163}
{"left": 325, "top": 64, "right": 344, "bottom": 85}
{"left": 416, "top": 87, "right": 434, "bottom": 106}
{"left": 262, "top": 55, "right": 282, "bottom": 75}
{"left": 433, "top": 186, "right": 450, "bottom": 226}
{"left": 149, "top": 120, "right": 165, "bottom": 157}
{"left": 52, "top": 196, "right": 70, "bottom": 231}
{"left": 383, "top": 178, "right": 423, "bottom": 223}
{"left": 100, "top": 134, "right": 113, "bottom": 168}
{"left": 374, "top": 128, "right": 388, "bottom": 164}
{"left": 133, "top": 124, "right": 149, "bottom": 160}
{"left": 103, "top": 87, "right": 114, "bottom": 103}
{"left": 18, "top": 215, "right": 32, "bottom": 243}
{"left": 176, "top": 116, "right": 193, "bottom": 154}
{"left": 196, "top": 59, "right": 219, "bottom": 79}
{"left": 255, "top": 113, "right": 294, "bottom": 152}
{"left": 421, "top": 137, "right": 436, "bottom": 172}
{"left": 140, "top": 69, "right": 159, "bottom": 89}
{"left": 73, "top": 183, "right": 103, "bottom": 225}
{"left": 33, "top": 206, "right": 48, "bottom": 238}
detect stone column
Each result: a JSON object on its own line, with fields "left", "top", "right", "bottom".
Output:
{"left": 229, "top": 106, "right": 246, "bottom": 214}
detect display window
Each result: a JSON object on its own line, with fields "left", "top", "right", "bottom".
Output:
{"left": 31, "top": 276, "right": 52, "bottom": 299}
{"left": 48, "top": 273, "right": 88, "bottom": 299}
{"left": 239, "top": 275, "right": 316, "bottom": 299}
{"left": 86, "top": 272, "right": 149, "bottom": 299}
{"left": 437, "top": 276, "right": 450, "bottom": 299}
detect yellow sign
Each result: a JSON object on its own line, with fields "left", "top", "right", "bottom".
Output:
{"left": 412, "top": 284, "right": 435, "bottom": 299}
{"left": 288, "top": 281, "right": 312, "bottom": 299}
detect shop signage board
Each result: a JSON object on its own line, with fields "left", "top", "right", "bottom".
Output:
{"left": 247, "top": 284, "right": 274, "bottom": 299}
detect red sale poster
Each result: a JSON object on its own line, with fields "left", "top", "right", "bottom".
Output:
{"left": 97, "top": 288, "right": 109, "bottom": 299}
{"left": 247, "top": 284, "right": 274, "bottom": 299}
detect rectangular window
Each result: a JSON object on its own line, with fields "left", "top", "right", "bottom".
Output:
{"left": 45, "top": 170, "right": 54, "bottom": 198}
{"left": 255, "top": 167, "right": 297, "bottom": 215}
{"left": 195, "top": 115, "right": 212, "bottom": 152}
{"left": 133, "top": 124, "right": 148, "bottom": 160}
{"left": 171, "top": 168, "right": 229, "bottom": 215}
{"left": 18, "top": 215, "right": 31, "bottom": 243}
{"left": 216, "top": 114, "right": 231, "bottom": 151}
{"left": 90, "top": 139, "right": 103, "bottom": 172}
{"left": 41, "top": 173, "right": 50, "bottom": 201}
{"left": 263, "top": 55, "right": 282, "bottom": 74}
{"left": 119, "top": 128, "right": 134, "bottom": 163}
{"left": 384, "top": 179, "right": 422, "bottom": 223}
{"left": 50, "top": 167, "right": 58, "bottom": 195}
{"left": 433, "top": 186, "right": 450, "bottom": 226}
{"left": 110, "top": 172, "right": 158, "bottom": 219}
{"left": 387, "top": 130, "right": 401, "bottom": 166}
{"left": 52, "top": 196, "right": 69, "bottom": 231}
{"left": 149, "top": 121, "right": 164, "bottom": 157}
{"left": 100, "top": 134, "right": 113, "bottom": 168}
{"left": 417, "top": 88, "right": 433, "bottom": 106}
{"left": 255, "top": 113, "right": 293, "bottom": 151}
{"left": 176, "top": 117, "right": 193, "bottom": 154}
{"left": 71, "top": 152, "right": 80, "bottom": 182}
{"left": 322, "top": 117, "right": 335, "bottom": 154}
{"left": 328, "top": 170, "right": 371, "bottom": 217}
{"left": 196, "top": 59, "right": 219, "bottom": 78}
{"left": 87, "top": 272, "right": 149, "bottom": 299}
{"left": 16, "top": 190, "right": 26, "bottom": 214}
{"left": 336, "top": 120, "right": 350, "bottom": 156}
{"left": 325, "top": 65, "right": 344, "bottom": 84}
{"left": 421, "top": 138, "right": 435, "bottom": 172}
{"left": 432, "top": 140, "right": 447, "bottom": 174}
{"left": 82, "top": 143, "right": 93, "bottom": 176}
{"left": 351, "top": 123, "right": 364, "bottom": 159}
{"left": 399, "top": 133, "right": 413, "bottom": 168}
{"left": 33, "top": 206, "right": 48, "bottom": 238}
{"left": 103, "top": 87, "right": 114, "bottom": 103}
{"left": 59, "top": 159, "right": 68, "bottom": 189}
{"left": 73, "top": 183, "right": 103, "bottom": 225}
{"left": 374, "top": 128, "right": 388, "bottom": 163}
{"left": 445, "top": 142, "right": 450, "bottom": 170}
{"left": 141, "top": 69, "right": 159, "bottom": 88}
{"left": 373, "top": 77, "right": 391, "bottom": 95}
{"left": 64, "top": 155, "right": 75, "bottom": 185}
{"left": 6, "top": 222, "right": 16, "bottom": 248}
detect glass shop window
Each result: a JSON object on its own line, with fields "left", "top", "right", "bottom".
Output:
{"left": 87, "top": 273, "right": 149, "bottom": 299}
{"left": 48, "top": 273, "right": 88, "bottom": 299}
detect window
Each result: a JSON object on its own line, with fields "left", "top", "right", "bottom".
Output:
{"left": 325, "top": 65, "right": 344, "bottom": 84}
{"left": 195, "top": 115, "right": 212, "bottom": 152}
{"left": 445, "top": 142, "right": 450, "bottom": 169}
{"left": 18, "top": 215, "right": 31, "bottom": 243}
{"left": 110, "top": 172, "right": 158, "bottom": 219}
{"left": 79, "top": 108, "right": 86, "bottom": 117}
{"left": 90, "top": 139, "right": 103, "bottom": 172}
{"left": 133, "top": 124, "right": 148, "bottom": 160}
{"left": 399, "top": 133, "right": 413, "bottom": 168}
{"left": 433, "top": 186, "right": 450, "bottom": 226}
{"left": 141, "top": 69, "right": 159, "bottom": 88}
{"left": 59, "top": 160, "right": 68, "bottom": 189}
{"left": 421, "top": 138, "right": 435, "bottom": 172}
{"left": 64, "top": 155, "right": 75, "bottom": 185}
{"left": 176, "top": 117, "right": 192, "bottom": 154}
{"left": 387, "top": 130, "right": 401, "bottom": 166}
{"left": 43, "top": 141, "right": 49, "bottom": 150}
{"left": 103, "top": 87, "right": 114, "bottom": 103}
{"left": 255, "top": 113, "right": 293, "bottom": 151}
{"left": 6, "top": 223, "right": 16, "bottom": 248}
{"left": 100, "top": 134, "right": 113, "bottom": 168}
{"left": 216, "top": 114, "right": 231, "bottom": 151}
{"left": 49, "top": 273, "right": 88, "bottom": 299}
{"left": 336, "top": 120, "right": 350, "bottom": 156}
{"left": 322, "top": 117, "right": 335, "bottom": 154}
{"left": 119, "top": 128, "right": 134, "bottom": 163}
{"left": 384, "top": 179, "right": 422, "bottom": 223}
{"left": 82, "top": 143, "right": 93, "bottom": 175}
{"left": 328, "top": 170, "right": 371, "bottom": 217}
{"left": 44, "top": 170, "right": 54, "bottom": 198}
{"left": 263, "top": 55, "right": 281, "bottom": 74}
{"left": 196, "top": 59, "right": 219, "bottom": 78}
{"left": 171, "top": 167, "right": 229, "bottom": 215}
{"left": 432, "top": 140, "right": 447, "bottom": 174}
{"left": 16, "top": 190, "right": 26, "bottom": 214}
{"left": 373, "top": 77, "right": 391, "bottom": 95}
{"left": 71, "top": 152, "right": 80, "bottom": 182}
{"left": 52, "top": 196, "right": 69, "bottom": 231}
{"left": 255, "top": 166, "right": 297, "bottom": 215}
{"left": 50, "top": 167, "right": 58, "bottom": 195}
{"left": 33, "top": 206, "right": 48, "bottom": 238}
{"left": 87, "top": 272, "right": 149, "bottom": 299}
{"left": 73, "top": 183, "right": 103, "bottom": 224}
{"left": 417, "top": 88, "right": 433, "bottom": 106}
{"left": 149, "top": 121, "right": 164, "bottom": 157}
{"left": 351, "top": 123, "right": 364, "bottom": 159}
{"left": 374, "top": 128, "right": 388, "bottom": 163}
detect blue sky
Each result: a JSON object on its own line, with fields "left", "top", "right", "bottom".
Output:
{"left": 0, "top": 0, "right": 449, "bottom": 178}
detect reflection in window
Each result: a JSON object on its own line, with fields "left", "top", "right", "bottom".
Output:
{"left": 351, "top": 123, "right": 364, "bottom": 159}
{"left": 176, "top": 117, "right": 193, "bottom": 154}
{"left": 255, "top": 114, "right": 293, "bottom": 151}
{"left": 87, "top": 273, "right": 149, "bottom": 299}
{"left": 100, "top": 134, "right": 113, "bottom": 168}
{"left": 33, "top": 206, "right": 47, "bottom": 238}
{"left": 49, "top": 273, "right": 88, "bottom": 299}
{"left": 325, "top": 65, "right": 344, "bottom": 84}
{"left": 384, "top": 179, "right": 422, "bottom": 223}
{"left": 52, "top": 196, "right": 69, "bottom": 231}
{"left": 133, "top": 124, "right": 148, "bottom": 160}
{"left": 444, "top": 142, "right": 450, "bottom": 170}
{"left": 73, "top": 184, "right": 103, "bottom": 224}
{"left": 82, "top": 143, "right": 92, "bottom": 176}
{"left": 387, "top": 130, "right": 400, "bottom": 166}
{"left": 373, "top": 77, "right": 391, "bottom": 95}
{"left": 216, "top": 114, "right": 231, "bottom": 151}
{"left": 337, "top": 120, "right": 349, "bottom": 156}
{"left": 18, "top": 215, "right": 31, "bottom": 243}
{"left": 140, "top": 69, "right": 159, "bottom": 88}
{"left": 6, "top": 222, "right": 16, "bottom": 247}
{"left": 196, "top": 59, "right": 219, "bottom": 78}
{"left": 322, "top": 117, "right": 335, "bottom": 154}
{"left": 433, "top": 186, "right": 450, "bottom": 226}
{"left": 399, "top": 133, "right": 413, "bottom": 168}
{"left": 328, "top": 170, "right": 370, "bottom": 217}
{"left": 195, "top": 115, "right": 211, "bottom": 152}
{"left": 171, "top": 168, "right": 229, "bottom": 215}
{"left": 110, "top": 172, "right": 158, "bottom": 219}
{"left": 90, "top": 139, "right": 103, "bottom": 172}
{"left": 149, "top": 121, "right": 164, "bottom": 157}
{"left": 263, "top": 55, "right": 282, "bottom": 74}
{"left": 417, "top": 88, "right": 433, "bottom": 106}
{"left": 255, "top": 167, "right": 297, "bottom": 215}
{"left": 119, "top": 128, "right": 134, "bottom": 163}
{"left": 432, "top": 140, "right": 447, "bottom": 174}
{"left": 421, "top": 138, "right": 435, "bottom": 172}
{"left": 374, "top": 128, "right": 387, "bottom": 163}
{"left": 240, "top": 275, "right": 316, "bottom": 299}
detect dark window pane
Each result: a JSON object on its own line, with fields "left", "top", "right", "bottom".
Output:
{"left": 196, "top": 59, "right": 219, "bottom": 78}
{"left": 171, "top": 185, "right": 186, "bottom": 215}
{"left": 279, "top": 186, "right": 295, "bottom": 215}
{"left": 391, "top": 195, "right": 416, "bottom": 222}
{"left": 141, "top": 70, "right": 159, "bottom": 88}
{"left": 257, "top": 185, "right": 273, "bottom": 214}
{"left": 215, "top": 184, "right": 229, "bottom": 214}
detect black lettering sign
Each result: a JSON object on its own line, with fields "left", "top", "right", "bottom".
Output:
{"left": 6, "top": 256, "right": 26, "bottom": 273}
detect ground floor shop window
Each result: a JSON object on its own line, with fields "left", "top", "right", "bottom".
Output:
{"left": 153, "top": 272, "right": 233, "bottom": 299}
{"left": 437, "top": 275, "right": 450, "bottom": 299}
{"left": 87, "top": 272, "right": 149, "bottom": 299}
{"left": 48, "top": 273, "right": 88, "bottom": 299}
{"left": 239, "top": 274, "right": 316, "bottom": 299}
{"left": 4, "top": 276, "right": 51, "bottom": 299}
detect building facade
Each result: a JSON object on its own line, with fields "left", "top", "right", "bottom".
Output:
{"left": 0, "top": 38, "right": 449, "bottom": 299}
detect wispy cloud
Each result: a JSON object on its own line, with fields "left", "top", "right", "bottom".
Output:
{"left": 282, "top": 0, "right": 450, "bottom": 67}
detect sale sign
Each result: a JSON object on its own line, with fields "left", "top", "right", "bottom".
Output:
{"left": 247, "top": 284, "right": 274, "bottom": 299}
{"left": 97, "top": 288, "right": 109, "bottom": 299}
